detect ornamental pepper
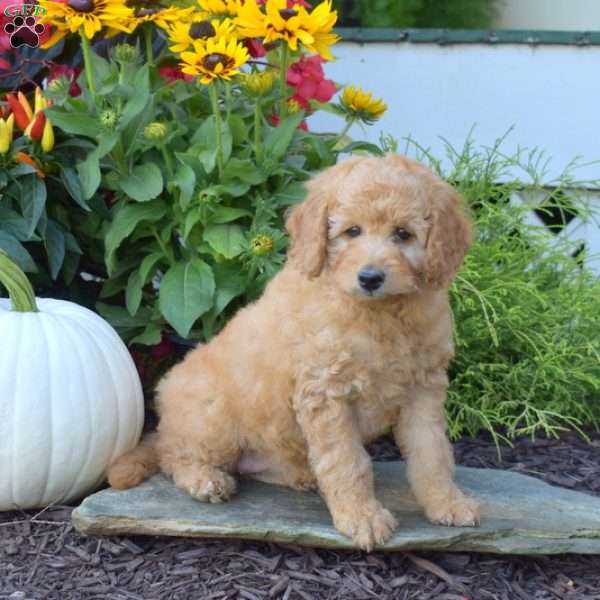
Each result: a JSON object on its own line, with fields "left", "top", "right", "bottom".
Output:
{"left": 6, "top": 93, "right": 31, "bottom": 130}
{"left": 25, "top": 111, "right": 46, "bottom": 141}
{"left": 41, "top": 118, "right": 55, "bottom": 153}
{"left": 14, "top": 152, "right": 45, "bottom": 178}
{"left": 0, "top": 113, "right": 14, "bottom": 155}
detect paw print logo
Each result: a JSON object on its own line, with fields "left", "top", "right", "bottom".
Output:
{"left": 4, "top": 15, "right": 45, "bottom": 49}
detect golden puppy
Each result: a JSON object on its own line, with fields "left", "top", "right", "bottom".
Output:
{"left": 108, "top": 154, "right": 480, "bottom": 550}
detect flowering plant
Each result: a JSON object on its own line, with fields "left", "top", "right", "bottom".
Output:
{"left": 1, "top": 0, "right": 387, "bottom": 347}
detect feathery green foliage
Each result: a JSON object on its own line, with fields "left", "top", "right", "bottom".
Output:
{"left": 401, "top": 133, "right": 600, "bottom": 442}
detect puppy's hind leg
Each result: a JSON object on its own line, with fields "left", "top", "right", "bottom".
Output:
{"left": 156, "top": 371, "right": 240, "bottom": 504}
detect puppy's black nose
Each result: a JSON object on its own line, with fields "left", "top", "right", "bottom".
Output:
{"left": 358, "top": 267, "right": 385, "bottom": 292}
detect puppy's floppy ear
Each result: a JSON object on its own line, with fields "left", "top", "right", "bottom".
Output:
{"left": 286, "top": 188, "right": 329, "bottom": 278}
{"left": 424, "top": 182, "right": 473, "bottom": 289}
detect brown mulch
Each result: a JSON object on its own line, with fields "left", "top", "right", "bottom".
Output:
{"left": 1, "top": 429, "right": 600, "bottom": 600}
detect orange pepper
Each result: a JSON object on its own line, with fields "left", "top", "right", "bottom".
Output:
{"left": 15, "top": 151, "right": 45, "bottom": 178}
{"left": 6, "top": 94, "right": 30, "bottom": 130}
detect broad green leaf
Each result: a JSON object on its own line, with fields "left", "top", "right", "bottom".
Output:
{"left": 60, "top": 167, "right": 90, "bottom": 210}
{"left": 0, "top": 208, "right": 29, "bottom": 240}
{"left": 223, "top": 158, "right": 267, "bottom": 185}
{"left": 97, "top": 302, "right": 152, "bottom": 328}
{"left": 126, "top": 270, "right": 144, "bottom": 316}
{"left": 192, "top": 115, "right": 232, "bottom": 163}
{"left": 77, "top": 155, "right": 101, "bottom": 200}
{"left": 105, "top": 200, "right": 167, "bottom": 274}
{"left": 264, "top": 112, "right": 305, "bottom": 160}
{"left": 45, "top": 108, "right": 101, "bottom": 138}
{"left": 119, "top": 67, "right": 151, "bottom": 129}
{"left": 0, "top": 232, "right": 37, "bottom": 273}
{"left": 189, "top": 143, "right": 217, "bottom": 175}
{"left": 210, "top": 206, "right": 252, "bottom": 224}
{"left": 173, "top": 163, "right": 196, "bottom": 209}
{"left": 45, "top": 221, "right": 65, "bottom": 280}
{"left": 203, "top": 224, "right": 246, "bottom": 259}
{"left": 130, "top": 322, "right": 162, "bottom": 346}
{"left": 158, "top": 259, "right": 215, "bottom": 337}
{"left": 272, "top": 181, "right": 308, "bottom": 206}
{"left": 139, "top": 251, "right": 164, "bottom": 283}
{"left": 228, "top": 114, "right": 249, "bottom": 146}
{"left": 20, "top": 175, "right": 46, "bottom": 237}
{"left": 183, "top": 207, "right": 204, "bottom": 241}
{"left": 338, "top": 141, "right": 384, "bottom": 156}
{"left": 119, "top": 163, "right": 164, "bottom": 202}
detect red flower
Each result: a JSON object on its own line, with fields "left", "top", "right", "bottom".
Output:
{"left": 0, "top": 57, "right": 10, "bottom": 71}
{"left": 48, "top": 64, "right": 82, "bottom": 97}
{"left": 150, "top": 334, "right": 175, "bottom": 359}
{"left": 270, "top": 114, "right": 308, "bottom": 131}
{"left": 244, "top": 38, "right": 266, "bottom": 58}
{"left": 286, "top": 55, "right": 336, "bottom": 110}
{"left": 159, "top": 66, "right": 193, "bottom": 83}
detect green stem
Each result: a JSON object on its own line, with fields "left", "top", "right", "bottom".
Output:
{"left": 339, "top": 118, "right": 356, "bottom": 140}
{"left": 0, "top": 251, "right": 38, "bottom": 313}
{"left": 279, "top": 44, "right": 289, "bottom": 119}
{"left": 225, "top": 82, "right": 232, "bottom": 123}
{"left": 80, "top": 30, "right": 96, "bottom": 97}
{"left": 144, "top": 26, "right": 154, "bottom": 67}
{"left": 161, "top": 144, "right": 174, "bottom": 178}
{"left": 151, "top": 226, "right": 174, "bottom": 266}
{"left": 254, "top": 101, "right": 263, "bottom": 163}
{"left": 209, "top": 82, "right": 224, "bottom": 178}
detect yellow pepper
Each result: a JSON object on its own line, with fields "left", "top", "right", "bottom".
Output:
{"left": 41, "top": 118, "right": 55, "bottom": 153}
{"left": 0, "top": 113, "right": 14, "bottom": 155}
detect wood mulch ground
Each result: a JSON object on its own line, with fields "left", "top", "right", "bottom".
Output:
{"left": 1, "top": 429, "right": 599, "bottom": 600}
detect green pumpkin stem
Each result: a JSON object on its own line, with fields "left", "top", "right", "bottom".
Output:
{"left": 0, "top": 251, "right": 38, "bottom": 313}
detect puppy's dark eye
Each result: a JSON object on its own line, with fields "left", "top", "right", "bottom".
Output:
{"left": 393, "top": 227, "right": 412, "bottom": 242}
{"left": 345, "top": 226, "right": 361, "bottom": 238}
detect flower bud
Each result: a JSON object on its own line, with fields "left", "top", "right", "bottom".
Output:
{"left": 143, "top": 122, "right": 167, "bottom": 141}
{"left": 99, "top": 109, "right": 118, "bottom": 129}
{"left": 250, "top": 234, "right": 274, "bottom": 256}
{"left": 242, "top": 70, "right": 274, "bottom": 96}
{"left": 114, "top": 43, "right": 139, "bottom": 65}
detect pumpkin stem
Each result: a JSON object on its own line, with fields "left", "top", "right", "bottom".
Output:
{"left": 0, "top": 251, "right": 38, "bottom": 313}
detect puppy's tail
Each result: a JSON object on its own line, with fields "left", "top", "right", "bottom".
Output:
{"left": 107, "top": 433, "right": 159, "bottom": 489}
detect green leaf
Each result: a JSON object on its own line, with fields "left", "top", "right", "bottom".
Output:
{"left": 97, "top": 302, "right": 152, "bottom": 328}
{"left": 264, "top": 112, "right": 305, "bottom": 160}
{"left": 159, "top": 259, "right": 215, "bottom": 338}
{"left": 0, "top": 232, "right": 37, "bottom": 273}
{"left": 223, "top": 158, "right": 267, "bottom": 185}
{"left": 77, "top": 155, "right": 101, "bottom": 200}
{"left": 130, "top": 322, "right": 162, "bottom": 346}
{"left": 139, "top": 251, "right": 164, "bottom": 283}
{"left": 60, "top": 167, "right": 90, "bottom": 210}
{"left": 189, "top": 143, "right": 217, "bottom": 175}
{"left": 119, "top": 66, "right": 151, "bottom": 130}
{"left": 228, "top": 114, "right": 249, "bottom": 146}
{"left": 338, "top": 141, "right": 384, "bottom": 156}
{"left": 192, "top": 115, "right": 232, "bottom": 163}
{"left": 173, "top": 163, "right": 196, "bottom": 209}
{"left": 0, "top": 208, "right": 29, "bottom": 241}
{"left": 20, "top": 175, "right": 46, "bottom": 238}
{"left": 126, "top": 269, "right": 144, "bottom": 316}
{"left": 203, "top": 224, "right": 246, "bottom": 259}
{"left": 44, "top": 108, "right": 101, "bottom": 139}
{"left": 210, "top": 206, "right": 252, "bottom": 224}
{"left": 105, "top": 200, "right": 167, "bottom": 274}
{"left": 119, "top": 163, "right": 164, "bottom": 202}
{"left": 272, "top": 180, "right": 308, "bottom": 206}
{"left": 45, "top": 221, "right": 65, "bottom": 280}
{"left": 183, "top": 207, "right": 204, "bottom": 241}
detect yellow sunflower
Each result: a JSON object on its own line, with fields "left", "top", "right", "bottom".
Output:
{"left": 235, "top": 0, "right": 338, "bottom": 59}
{"left": 39, "top": 0, "right": 133, "bottom": 47}
{"left": 340, "top": 85, "right": 387, "bottom": 124}
{"left": 197, "top": 0, "right": 240, "bottom": 18}
{"left": 168, "top": 16, "right": 237, "bottom": 54}
{"left": 180, "top": 36, "right": 249, "bottom": 84}
{"left": 123, "top": 5, "right": 196, "bottom": 34}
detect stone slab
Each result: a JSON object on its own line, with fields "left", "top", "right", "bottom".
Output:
{"left": 72, "top": 462, "right": 600, "bottom": 554}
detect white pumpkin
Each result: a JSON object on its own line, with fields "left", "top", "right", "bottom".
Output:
{"left": 0, "top": 252, "right": 144, "bottom": 510}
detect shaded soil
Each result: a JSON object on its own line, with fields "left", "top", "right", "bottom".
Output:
{"left": 1, "top": 429, "right": 600, "bottom": 600}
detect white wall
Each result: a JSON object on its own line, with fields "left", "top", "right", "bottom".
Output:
{"left": 311, "top": 42, "right": 600, "bottom": 183}
{"left": 309, "top": 41, "right": 600, "bottom": 274}
{"left": 496, "top": 0, "right": 600, "bottom": 31}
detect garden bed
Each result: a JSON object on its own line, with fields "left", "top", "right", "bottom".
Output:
{"left": 1, "top": 429, "right": 599, "bottom": 600}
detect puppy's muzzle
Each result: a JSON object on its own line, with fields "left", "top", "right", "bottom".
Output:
{"left": 358, "top": 267, "right": 385, "bottom": 292}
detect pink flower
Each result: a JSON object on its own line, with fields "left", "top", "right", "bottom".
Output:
{"left": 150, "top": 334, "right": 175, "bottom": 359}
{"left": 286, "top": 55, "right": 336, "bottom": 110}
{"left": 159, "top": 66, "right": 193, "bottom": 83}
{"left": 244, "top": 38, "right": 266, "bottom": 58}
{"left": 48, "top": 64, "right": 82, "bottom": 97}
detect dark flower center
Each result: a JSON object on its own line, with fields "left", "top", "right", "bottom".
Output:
{"left": 137, "top": 8, "right": 161, "bottom": 17}
{"left": 279, "top": 8, "right": 298, "bottom": 20}
{"left": 202, "top": 53, "right": 233, "bottom": 72}
{"left": 67, "top": 0, "right": 95, "bottom": 12}
{"left": 189, "top": 20, "right": 216, "bottom": 40}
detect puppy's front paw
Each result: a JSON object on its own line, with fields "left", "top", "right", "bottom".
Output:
{"left": 333, "top": 501, "right": 398, "bottom": 551}
{"left": 426, "top": 490, "right": 480, "bottom": 527}
{"left": 175, "top": 468, "right": 237, "bottom": 503}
